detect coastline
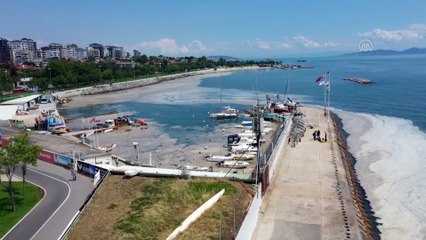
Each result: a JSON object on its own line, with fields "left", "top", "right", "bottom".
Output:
{"left": 331, "top": 112, "right": 381, "bottom": 239}
{"left": 56, "top": 66, "right": 262, "bottom": 108}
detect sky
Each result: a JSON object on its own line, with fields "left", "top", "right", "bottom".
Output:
{"left": 1, "top": 0, "right": 426, "bottom": 58}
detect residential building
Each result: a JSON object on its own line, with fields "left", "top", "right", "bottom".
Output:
{"left": 88, "top": 43, "right": 104, "bottom": 57}
{"left": 86, "top": 46, "right": 101, "bottom": 58}
{"left": 8, "top": 38, "right": 37, "bottom": 62}
{"left": 133, "top": 49, "right": 141, "bottom": 57}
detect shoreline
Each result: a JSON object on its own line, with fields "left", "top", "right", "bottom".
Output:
{"left": 55, "top": 66, "right": 263, "bottom": 101}
{"left": 331, "top": 112, "right": 381, "bottom": 239}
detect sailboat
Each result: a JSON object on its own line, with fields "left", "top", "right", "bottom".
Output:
{"left": 209, "top": 84, "right": 239, "bottom": 119}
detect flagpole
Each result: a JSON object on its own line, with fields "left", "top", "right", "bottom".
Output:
{"left": 327, "top": 72, "right": 331, "bottom": 123}
{"left": 323, "top": 74, "right": 326, "bottom": 117}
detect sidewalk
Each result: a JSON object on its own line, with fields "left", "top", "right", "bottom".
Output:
{"left": 252, "top": 107, "right": 358, "bottom": 240}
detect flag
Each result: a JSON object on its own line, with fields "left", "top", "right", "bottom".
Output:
{"left": 326, "top": 81, "right": 331, "bottom": 92}
{"left": 319, "top": 80, "right": 328, "bottom": 86}
{"left": 315, "top": 76, "right": 324, "bottom": 83}
{"left": 325, "top": 71, "right": 330, "bottom": 75}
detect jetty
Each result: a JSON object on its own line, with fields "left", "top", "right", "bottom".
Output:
{"left": 252, "top": 106, "right": 379, "bottom": 239}
{"left": 343, "top": 77, "right": 373, "bottom": 84}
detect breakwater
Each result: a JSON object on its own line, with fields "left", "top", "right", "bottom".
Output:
{"left": 331, "top": 112, "right": 381, "bottom": 239}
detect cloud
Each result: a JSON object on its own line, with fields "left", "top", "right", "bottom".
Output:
{"left": 279, "top": 41, "right": 293, "bottom": 49}
{"left": 190, "top": 40, "right": 209, "bottom": 52}
{"left": 256, "top": 39, "right": 272, "bottom": 50}
{"left": 293, "top": 36, "right": 320, "bottom": 48}
{"left": 409, "top": 23, "right": 426, "bottom": 31}
{"left": 251, "top": 36, "right": 337, "bottom": 51}
{"left": 324, "top": 41, "right": 338, "bottom": 47}
{"left": 135, "top": 38, "right": 210, "bottom": 55}
{"left": 360, "top": 28, "right": 424, "bottom": 41}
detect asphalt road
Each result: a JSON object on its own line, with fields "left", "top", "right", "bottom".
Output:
{"left": 2, "top": 160, "right": 94, "bottom": 240}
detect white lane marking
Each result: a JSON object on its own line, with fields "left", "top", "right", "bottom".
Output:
{"left": 27, "top": 168, "right": 71, "bottom": 240}
{"left": 58, "top": 210, "right": 80, "bottom": 240}
{"left": 0, "top": 175, "right": 47, "bottom": 240}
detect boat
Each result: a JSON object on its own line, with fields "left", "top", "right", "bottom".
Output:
{"left": 97, "top": 143, "right": 117, "bottom": 152}
{"left": 210, "top": 106, "right": 239, "bottom": 119}
{"left": 179, "top": 165, "right": 210, "bottom": 171}
{"left": 205, "top": 154, "right": 234, "bottom": 162}
{"left": 231, "top": 144, "right": 258, "bottom": 154}
{"left": 216, "top": 160, "right": 249, "bottom": 169}
{"left": 231, "top": 153, "right": 256, "bottom": 160}
{"left": 297, "top": 59, "right": 307, "bottom": 62}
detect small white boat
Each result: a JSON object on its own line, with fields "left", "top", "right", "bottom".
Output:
{"left": 217, "top": 160, "right": 249, "bottom": 169}
{"left": 97, "top": 143, "right": 117, "bottom": 152}
{"left": 231, "top": 144, "right": 258, "bottom": 154}
{"left": 180, "top": 165, "right": 210, "bottom": 171}
{"left": 210, "top": 106, "right": 239, "bottom": 119}
{"left": 205, "top": 154, "right": 233, "bottom": 162}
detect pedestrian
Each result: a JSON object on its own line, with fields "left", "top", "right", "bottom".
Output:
{"left": 325, "top": 132, "right": 328, "bottom": 142}
{"left": 313, "top": 130, "right": 317, "bottom": 141}
{"left": 317, "top": 130, "right": 321, "bottom": 142}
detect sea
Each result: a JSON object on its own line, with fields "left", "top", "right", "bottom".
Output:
{"left": 61, "top": 55, "right": 426, "bottom": 239}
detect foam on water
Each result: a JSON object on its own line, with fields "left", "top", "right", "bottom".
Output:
{"left": 336, "top": 110, "right": 426, "bottom": 239}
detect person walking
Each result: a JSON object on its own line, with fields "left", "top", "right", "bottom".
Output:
{"left": 312, "top": 130, "right": 317, "bottom": 141}
{"left": 317, "top": 130, "right": 321, "bottom": 142}
{"left": 324, "top": 132, "right": 328, "bottom": 142}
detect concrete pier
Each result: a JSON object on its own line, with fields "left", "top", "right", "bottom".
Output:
{"left": 252, "top": 106, "right": 361, "bottom": 240}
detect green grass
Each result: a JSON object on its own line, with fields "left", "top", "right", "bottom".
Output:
{"left": 0, "top": 182, "right": 43, "bottom": 238}
{"left": 114, "top": 179, "right": 237, "bottom": 239}
{"left": 0, "top": 92, "right": 35, "bottom": 103}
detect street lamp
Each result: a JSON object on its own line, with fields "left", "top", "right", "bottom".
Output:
{"left": 132, "top": 142, "right": 139, "bottom": 163}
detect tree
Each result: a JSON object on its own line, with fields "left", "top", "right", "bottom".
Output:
{"left": 0, "top": 134, "right": 41, "bottom": 212}
{"left": 0, "top": 74, "right": 13, "bottom": 100}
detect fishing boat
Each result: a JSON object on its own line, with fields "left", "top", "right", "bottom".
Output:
{"left": 210, "top": 106, "right": 239, "bottom": 119}
{"left": 216, "top": 160, "right": 249, "bottom": 169}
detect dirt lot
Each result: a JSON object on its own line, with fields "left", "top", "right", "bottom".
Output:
{"left": 67, "top": 175, "right": 253, "bottom": 240}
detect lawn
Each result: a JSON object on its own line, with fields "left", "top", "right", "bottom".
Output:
{"left": 67, "top": 176, "right": 253, "bottom": 240}
{"left": 0, "top": 182, "right": 43, "bottom": 238}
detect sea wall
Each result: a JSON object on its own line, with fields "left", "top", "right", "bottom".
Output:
{"left": 331, "top": 113, "right": 381, "bottom": 239}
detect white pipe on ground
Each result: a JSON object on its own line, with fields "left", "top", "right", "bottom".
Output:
{"left": 166, "top": 189, "right": 225, "bottom": 240}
